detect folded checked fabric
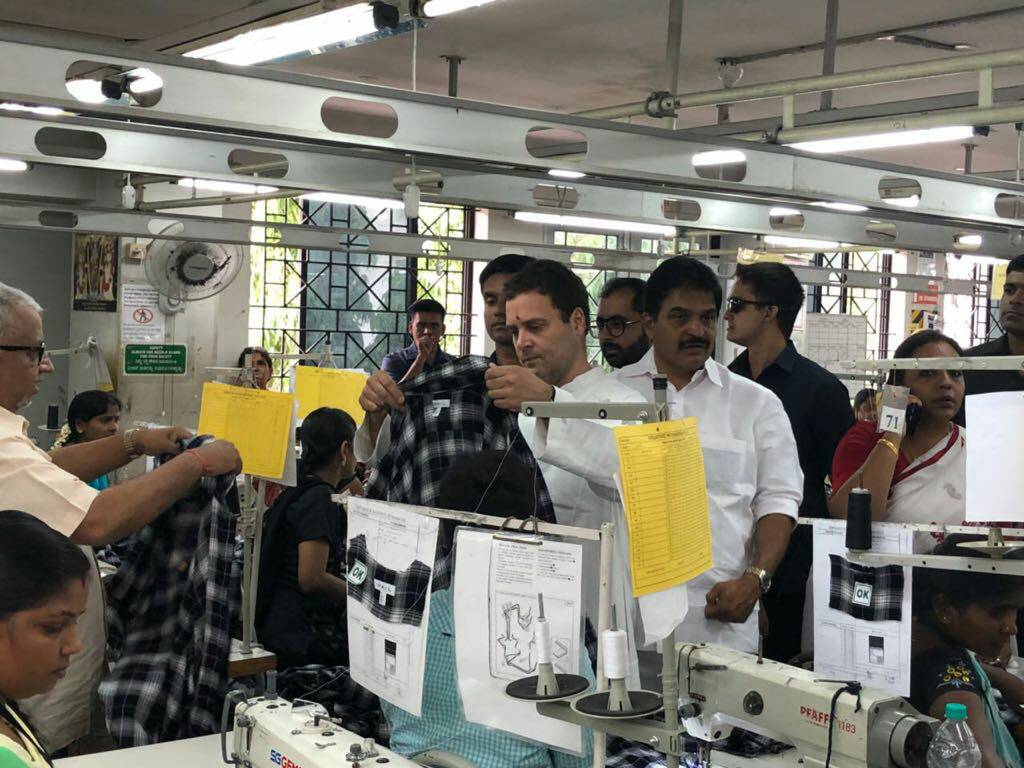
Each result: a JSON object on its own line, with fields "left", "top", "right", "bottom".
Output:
{"left": 606, "top": 727, "right": 793, "bottom": 768}
{"left": 828, "top": 554, "right": 905, "bottom": 622}
{"left": 100, "top": 436, "right": 240, "bottom": 746}
{"left": 364, "top": 356, "right": 557, "bottom": 524}
{"left": 347, "top": 533, "right": 431, "bottom": 627}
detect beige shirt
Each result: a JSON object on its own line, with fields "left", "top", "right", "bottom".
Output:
{"left": 0, "top": 406, "right": 105, "bottom": 752}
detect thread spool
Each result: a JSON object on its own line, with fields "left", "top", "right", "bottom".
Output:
{"left": 535, "top": 618, "right": 552, "bottom": 665}
{"left": 846, "top": 488, "right": 872, "bottom": 551}
{"left": 601, "top": 629, "right": 629, "bottom": 680}
{"left": 46, "top": 404, "right": 59, "bottom": 431}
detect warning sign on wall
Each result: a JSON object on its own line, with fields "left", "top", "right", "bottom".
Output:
{"left": 121, "top": 283, "right": 165, "bottom": 344}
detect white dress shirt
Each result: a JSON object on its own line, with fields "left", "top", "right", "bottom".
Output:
{"left": 518, "top": 366, "right": 648, "bottom": 684}
{"left": 0, "top": 406, "right": 106, "bottom": 751}
{"left": 615, "top": 349, "right": 803, "bottom": 652}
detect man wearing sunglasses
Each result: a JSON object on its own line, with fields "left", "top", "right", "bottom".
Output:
{"left": 0, "top": 281, "right": 241, "bottom": 753}
{"left": 725, "top": 262, "right": 854, "bottom": 665}
{"left": 596, "top": 277, "right": 649, "bottom": 369}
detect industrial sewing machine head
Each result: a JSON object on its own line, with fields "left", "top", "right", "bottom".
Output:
{"left": 677, "top": 643, "right": 934, "bottom": 768}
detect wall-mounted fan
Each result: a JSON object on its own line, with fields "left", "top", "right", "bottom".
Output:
{"left": 144, "top": 222, "right": 243, "bottom": 314}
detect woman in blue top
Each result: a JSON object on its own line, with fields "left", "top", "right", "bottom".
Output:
{"left": 912, "top": 535, "right": 1024, "bottom": 768}
{"left": 51, "top": 392, "right": 122, "bottom": 491}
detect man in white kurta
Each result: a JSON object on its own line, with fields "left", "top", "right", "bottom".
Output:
{"left": 616, "top": 257, "right": 803, "bottom": 654}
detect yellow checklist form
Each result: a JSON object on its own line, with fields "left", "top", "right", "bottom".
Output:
{"left": 614, "top": 417, "right": 712, "bottom": 597}
{"left": 993, "top": 262, "right": 1008, "bottom": 300}
{"left": 294, "top": 366, "right": 368, "bottom": 423}
{"left": 198, "top": 382, "right": 294, "bottom": 480}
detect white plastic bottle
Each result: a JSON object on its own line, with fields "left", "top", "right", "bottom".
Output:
{"left": 926, "top": 702, "right": 982, "bottom": 768}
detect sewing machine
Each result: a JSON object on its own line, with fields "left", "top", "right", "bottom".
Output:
{"left": 223, "top": 692, "right": 476, "bottom": 768}
{"left": 534, "top": 643, "right": 935, "bottom": 768}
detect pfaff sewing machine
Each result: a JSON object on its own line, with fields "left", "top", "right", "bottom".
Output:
{"left": 222, "top": 692, "right": 476, "bottom": 768}
{"left": 532, "top": 643, "right": 934, "bottom": 768}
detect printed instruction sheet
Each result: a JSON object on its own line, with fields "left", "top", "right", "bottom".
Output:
{"left": 812, "top": 519, "right": 914, "bottom": 696}
{"left": 346, "top": 498, "right": 438, "bottom": 716}
{"left": 453, "top": 528, "right": 586, "bottom": 754}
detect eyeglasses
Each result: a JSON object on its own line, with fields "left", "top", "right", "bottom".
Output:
{"left": 0, "top": 343, "right": 46, "bottom": 364}
{"left": 594, "top": 317, "right": 641, "bottom": 338}
{"left": 726, "top": 297, "right": 773, "bottom": 314}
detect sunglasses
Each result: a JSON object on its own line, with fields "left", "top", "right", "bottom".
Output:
{"left": 726, "top": 297, "right": 772, "bottom": 314}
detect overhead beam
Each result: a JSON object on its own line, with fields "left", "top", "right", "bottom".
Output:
{"left": 0, "top": 30, "right": 1023, "bottom": 231}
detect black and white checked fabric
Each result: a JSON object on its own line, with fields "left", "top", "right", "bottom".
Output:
{"left": 828, "top": 554, "right": 905, "bottom": 622}
{"left": 364, "top": 356, "right": 556, "bottom": 523}
{"left": 347, "top": 534, "right": 431, "bottom": 626}
{"left": 275, "top": 665, "right": 388, "bottom": 743}
{"left": 99, "top": 436, "right": 240, "bottom": 747}
{"left": 606, "top": 729, "right": 792, "bottom": 768}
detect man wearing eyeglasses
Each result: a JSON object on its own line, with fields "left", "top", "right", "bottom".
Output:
{"left": 724, "top": 262, "right": 854, "bottom": 665}
{"left": 0, "top": 281, "right": 241, "bottom": 753}
{"left": 615, "top": 257, "right": 802, "bottom": 658}
{"left": 596, "top": 277, "right": 649, "bottom": 369}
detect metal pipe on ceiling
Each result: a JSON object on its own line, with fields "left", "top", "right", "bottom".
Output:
{"left": 663, "top": 0, "right": 684, "bottom": 130}
{"left": 138, "top": 189, "right": 300, "bottom": 211}
{"left": 819, "top": 0, "right": 840, "bottom": 112}
{"left": 577, "top": 46, "right": 1024, "bottom": 120}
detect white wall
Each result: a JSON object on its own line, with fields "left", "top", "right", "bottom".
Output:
{"left": 0, "top": 228, "right": 72, "bottom": 443}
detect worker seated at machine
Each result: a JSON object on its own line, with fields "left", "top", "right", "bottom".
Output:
{"left": 51, "top": 390, "right": 123, "bottom": 490}
{"left": 380, "top": 450, "right": 594, "bottom": 768}
{"left": 255, "top": 407, "right": 359, "bottom": 670}
{"left": 911, "top": 535, "right": 1024, "bottom": 768}
{"left": 0, "top": 510, "right": 92, "bottom": 768}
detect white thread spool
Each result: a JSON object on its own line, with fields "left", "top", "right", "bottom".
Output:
{"left": 601, "top": 629, "right": 629, "bottom": 681}
{"left": 535, "top": 618, "right": 552, "bottom": 665}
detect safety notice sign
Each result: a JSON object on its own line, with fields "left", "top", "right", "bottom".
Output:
{"left": 121, "top": 283, "right": 165, "bottom": 343}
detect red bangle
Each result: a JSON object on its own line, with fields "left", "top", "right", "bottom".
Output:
{"left": 184, "top": 449, "right": 207, "bottom": 476}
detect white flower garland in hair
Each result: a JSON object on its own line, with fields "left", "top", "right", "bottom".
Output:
{"left": 51, "top": 422, "right": 73, "bottom": 449}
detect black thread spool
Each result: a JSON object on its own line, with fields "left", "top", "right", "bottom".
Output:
{"left": 46, "top": 404, "right": 59, "bottom": 431}
{"left": 846, "top": 488, "right": 872, "bottom": 551}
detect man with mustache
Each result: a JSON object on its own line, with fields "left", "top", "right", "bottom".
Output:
{"left": 616, "top": 257, "right": 803, "bottom": 654}
{"left": 596, "top": 277, "right": 649, "bottom": 369}
{"left": 962, "top": 253, "right": 1024, "bottom": 406}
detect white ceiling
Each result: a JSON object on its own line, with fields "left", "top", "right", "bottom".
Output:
{"left": 2, "top": 0, "right": 1024, "bottom": 175}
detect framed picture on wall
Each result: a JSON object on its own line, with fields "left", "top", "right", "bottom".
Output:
{"left": 73, "top": 234, "right": 118, "bottom": 312}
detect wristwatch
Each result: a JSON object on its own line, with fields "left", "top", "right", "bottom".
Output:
{"left": 744, "top": 565, "right": 772, "bottom": 595}
{"left": 123, "top": 428, "right": 142, "bottom": 459}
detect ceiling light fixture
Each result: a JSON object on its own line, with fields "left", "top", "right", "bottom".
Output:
{"left": 177, "top": 178, "right": 279, "bottom": 194}
{"left": 810, "top": 201, "right": 869, "bottom": 213}
{"left": 186, "top": 4, "right": 379, "bottom": 66}
{"left": 788, "top": 125, "right": 975, "bottom": 154}
{"left": 0, "top": 158, "right": 30, "bottom": 173}
{"left": 954, "top": 234, "right": 983, "bottom": 248}
{"left": 412, "top": 0, "right": 500, "bottom": 18}
{"left": 514, "top": 211, "right": 676, "bottom": 236}
{"left": 548, "top": 169, "right": 586, "bottom": 180}
{"left": 65, "top": 79, "right": 107, "bottom": 104}
{"left": 769, "top": 207, "right": 801, "bottom": 217}
{"left": 124, "top": 68, "right": 163, "bottom": 95}
{"left": 763, "top": 235, "right": 841, "bottom": 249}
{"left": 886, "top": 195, "right": 921, "bottom": 208}
{"left": 0, "top": 102, "right": 66, "bottom": 117}
{"left": 300, "top": 192, "right": 405, "bottom": 210}
{"left": 692, "top": 149, "right": 746, "bottom": 166}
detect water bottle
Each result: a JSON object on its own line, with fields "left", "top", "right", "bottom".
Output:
{"left": 926, "top": 702, "right": 981, "bottom": 768}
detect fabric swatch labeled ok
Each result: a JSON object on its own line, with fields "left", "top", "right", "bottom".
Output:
{"left": 347, "top": 533, "right": 430, "bottom": 626}
{"left": 828, "top": 554, "right": 904, "bottom": 622}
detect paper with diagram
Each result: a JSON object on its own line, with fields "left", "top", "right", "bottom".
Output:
{"left": 812, "top": 519, "right": 914, "bottom": 696}
{"left": 346, "top": 497, "right": 438, "bottom": 716}
{"left": 453, "top": 528, "right": 586, "bottom": 753}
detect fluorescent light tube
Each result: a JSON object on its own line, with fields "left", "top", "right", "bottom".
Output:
{"left": 692, "top": 150, "right": 746, "bottom": 167}
{"left": 65, "top": 79, "right": 107, "bottom": 104}
{"left": 548, "top": 169, "right": 586, "bottom": 179}
{"left": 0, "top": 158, "right": 30, "bottom": 173}
{"left": 763, "top": 235, "right": 840, "bottom": 249}
{"left": 789, "top": 126, "right": 974, "bottom": 154}
{"left": 886, "top": 195, "right": 920, "bottom": 208}
{"left": 300, "top": 192, "right": 405, "bottom": 210}
{"left": 178, "top": 178, "right": 279, "bottom": 194}
{"left": 811, "top": 201, "right": 869, "bottom": 213}
{"left": 0, "top": 102, "right": 65, "bottom": 116}
{"left": 954, "top": 234, "right": 983, "bottom": 247}
{"left": 420, "top": 0, "right": 500, "bottom": 17}
{"left": 185, "top": 4, "right": 377, "bottom": 66}
{"left": 514, "top": 211, "right": 676, "bottom": 236}
{"left": 769, "top": 207, "right": 801, "bottom": 217}
{"left": 126, "top": 68, "right": 163, "bottom": 94}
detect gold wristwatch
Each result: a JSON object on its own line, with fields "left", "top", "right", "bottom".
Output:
{"left": 743, "top": 565, "right": 771, "bottom": 595}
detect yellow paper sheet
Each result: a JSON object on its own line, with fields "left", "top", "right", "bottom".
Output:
{"left": 614, "top": 417, "right": 713, "bottom": 597}
{"left": 993, "top": 262, "right": 1008, "bottom": 300}
{"left": 198, "top": 382, "right": 294, "bottom": 480}
{"left": 294, "top": 366, "right": 368, "bottom": 424}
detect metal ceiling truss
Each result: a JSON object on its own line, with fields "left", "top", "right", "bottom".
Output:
{"left": 0, "top": 111, "right": 1018, "bottom": 258}
{"left": 0, "top": 29, "right": 1020, "bottom": 248}
{"left": 0, "top": 199, "right": 988, "bottom": 298}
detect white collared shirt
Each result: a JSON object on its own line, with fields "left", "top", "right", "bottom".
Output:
{"left": 0, "top": 406, "right": 106, "bottom": 750}
{"left": 615, "top": 349, "right": 803, "bottom": 652}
